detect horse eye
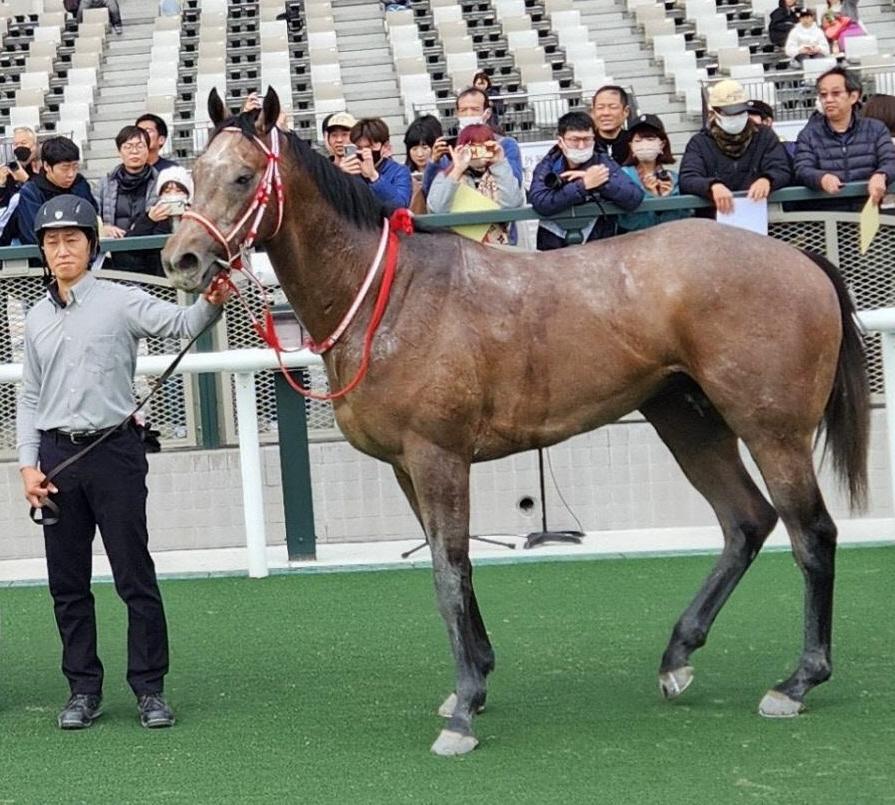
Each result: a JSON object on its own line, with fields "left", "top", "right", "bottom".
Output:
{"left": 235, "top": 174, "right": 252, "bottom": 186}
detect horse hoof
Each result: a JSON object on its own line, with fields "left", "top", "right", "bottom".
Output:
{"left": 437, "top": 692, "right": 486, "bottom": 718}
{"left": 758, "top": 690, "right": 805, "bottom": 718}
{"left": 659, "top": 666, "right": 694, "bottom": 700}
{"left": 431, "top": 729, "right": 479, "bottom": 756}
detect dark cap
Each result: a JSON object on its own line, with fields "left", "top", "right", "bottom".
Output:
{"left": 746, "top": 99, "right": 775, "bottom": 120}
{"left": 628, "top": 112, "right": 667, "bottom": 136}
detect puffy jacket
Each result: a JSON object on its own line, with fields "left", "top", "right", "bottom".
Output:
{"left": 14, "top": 172, "right": 98, "bottom": 245}
{"left": 768, "top": 4, "right": 798, "bottom": 47}
{"left": 528, "top": 146, "right": 644, "bottom": 249}
{"left": 794, "top": 111, "right": 895, "bottom": 189}
{"left": 679, "top": 124, "right": 793, "bottom": 201}
{"left": 98, "top": 165, "right": 158, "bottom": 229}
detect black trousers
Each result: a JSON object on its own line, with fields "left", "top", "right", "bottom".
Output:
{"left": 39, "top": 425, "right": 168, "bottom": 696}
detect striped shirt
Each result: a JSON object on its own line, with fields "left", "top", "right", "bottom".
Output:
{"left": 17, "top": 273, "right": 220, "bottom": 467}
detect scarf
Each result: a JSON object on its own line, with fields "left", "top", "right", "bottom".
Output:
{"left": 114, "top": 163, "right": 154, "bottom": 192}
{"left": 708, "top": 120, "right": 755, "bottom": 160}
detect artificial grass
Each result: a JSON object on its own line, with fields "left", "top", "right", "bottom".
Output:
{"left": 0, "top": 546, "right": 893, "bottom": 804}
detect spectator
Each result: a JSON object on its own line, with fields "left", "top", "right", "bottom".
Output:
{"left": 785, "top": 8, "right": 830, "bottom": 66}
{"left": 98, "top": 126, "right": 159, "bottom": 268}
{"left": 135, "top": 114, "right": 178, "bottom": 172}
{"left": 472, "top": 71, "right": 504, "bottom": 124}
{"left": 616, "top": 113, "right": 691, "bottom": 233}
{"left": 591, "top": 85, "right": 632, "bottom": 164}
{"left": 768, "top": 0, "right": 800, "bottom": 48}
{"left": 821, "top": 0, "right": 862, "bottom": 53}
{"left": 340, "top": 117, "right": 412, "bottom": 208}
{"left": 679, "top": 79, "right": 792, "bottom": 216}
{"left": 528, "top": 110, "right": 643, "bottom": 250}
{"left": 746, "top": 98, "right": 797, "bottom": 158}
{"left": 321, "top": 111, "right": 357, "bottom": 166}
{"left": 123, "top": 166, "right": 192, "bottom": 276}
{"left": 423, "top": 88, "right": 524, "bottom": 195}
{"left": 404, "top": 115, "right": 442, "bottom": 214}
{"left": 428, "top": 123, "right": 525, "bottom": 245}
{"left": 77, "top": 0, "right": 122, "bottom": 34}
{"left": 0, "top": 126, "right": 41, "bottom": 220}
{"left": 862, "top": 94, "right": 895, "bottom": 209}
{"left": 11, "top": 136, "right": 97, "bottom": 246}
{"left": 793, "top": 67, "right": 895, "bottom": 211}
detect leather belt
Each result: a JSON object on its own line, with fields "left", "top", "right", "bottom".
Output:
{"left": 47, "top": 426, "right": 123, "bottom": 445}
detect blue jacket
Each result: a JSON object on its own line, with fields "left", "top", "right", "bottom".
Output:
{"left": 421, "top": 135, "right": 524, "bottom": 196}
{"left": 14, "top": 173, "right": 99, "bottom": 245}
{"left": 794, "top": 111, "right": 895, "bottom": 189}
{"left": 366, "top": 157, "right": 413, "bottom": 208}
{"left": 616, "top": 166, "right": 692, "bottom": 232}
{"left": 527, "top": 147, "right": 644, "bottom": 249}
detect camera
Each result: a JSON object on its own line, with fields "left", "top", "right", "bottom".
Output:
{"left": 343, "top": 143, "right": 358, "bottom": 158}
{"left": 655, "top": 168, "right": 670, "bottom": 182}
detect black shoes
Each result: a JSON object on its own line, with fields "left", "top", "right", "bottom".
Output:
{"left": 58, "top": 693, "right": 103, "bottom": 729}
{"left": 138, "top": 693, "right": 176, "bottom": 728}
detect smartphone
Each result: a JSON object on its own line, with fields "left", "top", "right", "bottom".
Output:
{"left": 343, "top": 143, "right": 358, "bottom": 158}
{"left": 443, "top": 136, "right": 457, "bottom": 149}
{"left": 6, "top": 161, "right": 17, "bottom": 170}
{"left": 655, "top": 169, "right": 670, "bottom": 182}
{"left": 468, "top": 144, "right": 494, "bottom": 160}
{"left": 165, "top": 199, "right": 186, "bottom": 216}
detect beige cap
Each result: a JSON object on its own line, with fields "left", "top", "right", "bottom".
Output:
{"left": 324, "top": 111, "right": 357, "bottom": 132}
{"left": 708, "top": 79, "right": 749, "bottom": 114}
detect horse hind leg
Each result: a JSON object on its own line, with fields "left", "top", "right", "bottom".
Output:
{"left": 747, "top": 438, "right": 837, "bottom": 718}
{"left": 393, "top": 467, "right": 494, "bottom": 721}
{"left": 396, "top": 451, "right": 486, "bottom": 755}
{"left": 640, "top": 384, "right": 778, "bottom": 700}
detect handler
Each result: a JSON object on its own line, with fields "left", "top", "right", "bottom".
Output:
{"left": 16, "top": 195, "right": 229, "bottom": 730}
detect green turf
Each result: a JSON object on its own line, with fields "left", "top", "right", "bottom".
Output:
{"left": 1, "top": 547, "right": 893, "bottom": 804}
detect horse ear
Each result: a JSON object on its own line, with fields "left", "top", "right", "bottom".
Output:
{"left": 257, "top": 87, "right": 281, "bottom": 134}
{"left": 208, "top": 88, "right": 227, "bottom": 127}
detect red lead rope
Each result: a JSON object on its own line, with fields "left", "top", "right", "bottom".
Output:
{"left": 242, "top": 208, "right": 413, "bottom": 402}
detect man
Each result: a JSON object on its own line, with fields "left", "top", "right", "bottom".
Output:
{"left": 528, "top": 110, "right": 643, "bottom": 250}
{"left": 98, "top": 126, "right": 159, "bottom": 269}
{"left": 746, "top": 98, "right": 796, "bottom": 158}
{"left": 0, "top": 127, "right": 42, "bottom": 235}
{"left": 422, "top": 87, "right": 524, "bottom": 195}
{"left": 321, "top": 111, "right": 357, "bottom": 166}
{"left": 591, "top": 85, "right": 632, "bottom": 165}
{"left": 17, "top": 194, "right": 229, "bottom": 730}
{"left": 77, "top": 0, "right": 123, "bottom": 34}
{"left": 136, "top": 113, "right": 178, "bottom": 172}
{"left": 13, "top": 136, "right": 97, "bottom": 245}
{"left": 793, "top": 67, "right": 895, "bottom": 211}
{"left": 341, "top": 117, "right": 412, "bottom": 207}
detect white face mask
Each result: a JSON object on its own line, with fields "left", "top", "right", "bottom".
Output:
{"left": 564, "top": 145, "right": 594, "bottom": 165}
{"left": 631, "top": 141, "right": 664, "bottom": 162}
{"left": 457, "top": 115, "right": 484, "bottom": 131}
{"left": 715, "top": 111, "right": 749, "bottom": 135}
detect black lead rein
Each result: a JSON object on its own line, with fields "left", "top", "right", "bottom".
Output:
{"left": 29, "top": 318, "right": 217, "bottom": 527}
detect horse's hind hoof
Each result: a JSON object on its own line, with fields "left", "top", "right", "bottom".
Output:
{"left": 659, "top": 666, "right": 694, "bottom": 700}
{"left": 437, "top": 692, "right": 486, "bottom": 718}
{"left": 431, "top": 729, "right": 479, "bottom": 756}
{"left": 758, "top": 690, "right": 805, "bottom": 718}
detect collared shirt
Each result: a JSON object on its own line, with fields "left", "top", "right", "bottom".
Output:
{"left": 17, "top": 273, "right": 220, "bottom": 467}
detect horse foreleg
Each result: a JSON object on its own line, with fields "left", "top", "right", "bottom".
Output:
{"left": 393, "top": 467, "right": 494, "bottom": 720}
{"left": 399, "top": 448, "right": 485, "bottom": 755}
{"left": 642, "top": 391, "right": 778, "bottom": 699}
{"left": 748, "top": 440, "right": 837, "bottom": 718}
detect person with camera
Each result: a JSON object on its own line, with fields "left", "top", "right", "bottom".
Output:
{"left": 616, "top": 113, "right": 692, "bottom": 233}
{"left": 340, "top": 117, "right": 412, "bottom": 208}
{"left": 679, "top": 79, "right": 792, "bottom": 218}
{"left": 0, "top": 127, "right": 41, "bottom": 208}
{"left": 427, "top": 123, "right": 525, "bottom": 245}
{"left": 528, "top": 110, "right": 643, "bottom": 251}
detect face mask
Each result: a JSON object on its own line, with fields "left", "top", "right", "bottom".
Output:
{"left": 564, "top": 145, "right": 594, "bottom": 165}
{"left": 715, "top": 112, "right": 749, "bottom": 135}
{"left": 13, "top": 146, "right": 31, "bottom": 163}
{"left": 457, "top": 115, "right": 484, "bottom": 131}
{"left": 631, "top": 141, "right": 664, "bottom": 162}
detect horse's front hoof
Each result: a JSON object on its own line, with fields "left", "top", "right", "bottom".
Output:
{"left": 758, "top": 690, "right": 805, "bottom": 718}
{"left": 437, "top": 692, "right": 486, "bottom": 718}
{"left": 431, "top": 728, "right": 479, "bottom": 756}
{"left": 659, "top": 665, "right": 694, "bottom": 700}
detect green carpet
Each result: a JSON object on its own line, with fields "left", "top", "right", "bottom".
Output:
{"left": 1, "top": 547, "right": 893, "bottom": 804}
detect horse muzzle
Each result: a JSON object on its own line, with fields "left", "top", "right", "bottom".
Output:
{"left": 161, "top": 240, "right": 220, "bottom": 293}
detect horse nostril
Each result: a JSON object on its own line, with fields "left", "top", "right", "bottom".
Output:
{"left": 176, "top": 252, "right": 200, "bottom": 274}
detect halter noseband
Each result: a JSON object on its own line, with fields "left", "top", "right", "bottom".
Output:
{"left": 183, "top": 125, "right": 285, "bottom": 267}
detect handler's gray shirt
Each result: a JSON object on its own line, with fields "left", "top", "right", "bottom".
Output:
{"left": 17, "top": 273, "right": 220, "bottom": 468}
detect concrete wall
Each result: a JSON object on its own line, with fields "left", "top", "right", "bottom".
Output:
{"left": 1, "top": 408, "right": 892, "bottom": 561}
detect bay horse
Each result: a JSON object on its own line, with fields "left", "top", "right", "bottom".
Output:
{"left": 162, "top": 89, "right": 869, "bottom": 755}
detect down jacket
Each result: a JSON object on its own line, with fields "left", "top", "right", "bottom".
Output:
{"left": 794, "top": 112, "right": 895, "bottom": 189}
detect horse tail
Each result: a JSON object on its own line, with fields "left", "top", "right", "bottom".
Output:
{"left": 802, "top": 249, "right": 870, "bottom": 511}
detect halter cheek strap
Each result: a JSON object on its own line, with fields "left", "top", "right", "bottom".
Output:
{"left": 183, "top": 126, "right": 285, "bottom": 267}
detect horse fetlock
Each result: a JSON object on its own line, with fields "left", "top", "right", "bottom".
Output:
{"left": 438, "top": 692, "right": 486, "bottom": 718}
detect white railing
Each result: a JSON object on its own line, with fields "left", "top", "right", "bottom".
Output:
{"left": 0, "top": 348, "right": 325, "bottom": 579}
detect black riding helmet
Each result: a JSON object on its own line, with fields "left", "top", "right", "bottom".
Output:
{"left": 34, "top": 194, "right": 100, "bottom": 263}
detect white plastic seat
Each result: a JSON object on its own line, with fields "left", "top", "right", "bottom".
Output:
{"left": 153, "top": 30, "right": 180, "bottom": 48}
{"left": 728, "top": 63, "right": 765, "bottom": 79}
{"left": 390, "top": 38, "right": 424, "bottom": 59}
{"left": 81, "top": 7, "right": 109, "bottom": 25}
{"left": 433, "top": 5, "right": 462, "bottom": 24}
{"left": 507, "top": 29, "right": 538, "bottom": 49}
{"left": 20, "top": 71, "right": 50, "bottom": 92}
{"left": 549, "top": 9, "right": 582, "bottom": 29}
{"left": 556, "top": 26, "right": 590, "bottom": 47}
{"left": 500, "top": 15, "right": 532, "bottom": 32}
{"left": 63, "top": 83, "right": 95, "bottom": 104}
{"left": 494, "top": 0, "right": 525, "bottom": 15}
{"left": 717, "top": 46, "right": 751, "bottom": 70}
{"left": 663, "top": 50, "right": 697, "bottom": 79}
{"left": 396, "top": 56, "right": 427, "bottom": 76}
{"left": 652, "top": 33, "right": 686, "bottom": 60}
{"left": 66, "top": 67, "right": 98, "bottom": 86}
{"left": 705, "top": 28, "right": 739, "bottom": 52}
{"left": 520, "top": 62, "right": 554, "bottom": 83}
{"left": 310, "top": 62, "right": 342, "bottom": 84}
{"left": 15, "top": 86, "right": 45, "bottom": 108}
{"left": 844, "top": 35, "right": 878, "bottom": 61}
{"left": 643, "top": 16, "right": 675, "bottom": 40}
{"left": 9, "top": 106, "right": 40, "bottom": 130}
{"left": 70, "top": 51, "right": 100, "bottom": 69}
{"left": 387, "top": 24, "right": 419, "bottom": 43}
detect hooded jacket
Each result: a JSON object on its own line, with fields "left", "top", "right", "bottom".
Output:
{"left": 11, "top": 171, "right": 98, "bottom": 245}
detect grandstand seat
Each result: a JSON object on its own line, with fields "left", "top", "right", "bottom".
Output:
{"left": 155, "top": 15, "right": 181, "bottom": 31}
{"left": 705, "top": 27, "right": 740, "bottom": 52}
{"left": 500, "top": 15, "right": 533, "bottom": 32}
{"left": 663, "top": 51, "right": 697, "bottom": 79}
{"left": 635, "top": 4, "right": 666, "bottom": 27}
{"left": 28, "top": 39, "right": 57, "bottom": 59}
{"left": 77, "top": 22, "right": 107, "bottom": 41}
{"left": 70, "top": 51, "right": 100, "bottom": 69}
{"left": 306, "top": 16, "right": 335, "bottom": 34}
{"left": 63, "top": 83, "right": 95, "bottom": 105}
{"left": 643, "top": 17, "right": 675, "bottom": 41}
{"left": 15, "top": 86, "right": 45, "bottom": 109}
{"left": 9, "top": 106, "right": 40, "bottom": 130}
{"left": 507, "top": 28, "right": 538, "bottom": 49}
{"left": 728, "top": 63, "right": 766, "bottom": 79}
{"left": 844, "top": 35, "right": 879, "bottom": 62}
{"left": 433, "top": 5, "right": 463, "bottom": 25}
{"left": 802, "top": 56, "right": 837, "bottom": 78}
{"left": 717, "top": 46, "right": 752, "bottom": 71}
{"left": 81, "top": 7, "right": 109, "bottom": 26}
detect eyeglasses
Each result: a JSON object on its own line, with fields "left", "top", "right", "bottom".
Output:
{"left": 562, "top": 135, "right": 595, "bottom": 147}
{"left": 120, "top": 142, "right": 147, "bottom": 153}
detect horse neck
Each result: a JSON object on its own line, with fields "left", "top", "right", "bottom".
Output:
{"left": 263, "top": 171, "right": 383, "bottom": 344}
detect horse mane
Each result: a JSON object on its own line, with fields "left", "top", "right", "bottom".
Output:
{"left": 210, "top": 113, "right": 394, "bottom": 233}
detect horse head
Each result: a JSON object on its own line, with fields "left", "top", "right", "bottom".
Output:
{"left": 161, "top": 87, "right": 285, "bottom": 292}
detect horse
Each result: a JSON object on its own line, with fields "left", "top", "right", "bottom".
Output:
{"left": 162, "top": 89, "right": 869, "bottom": 756}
